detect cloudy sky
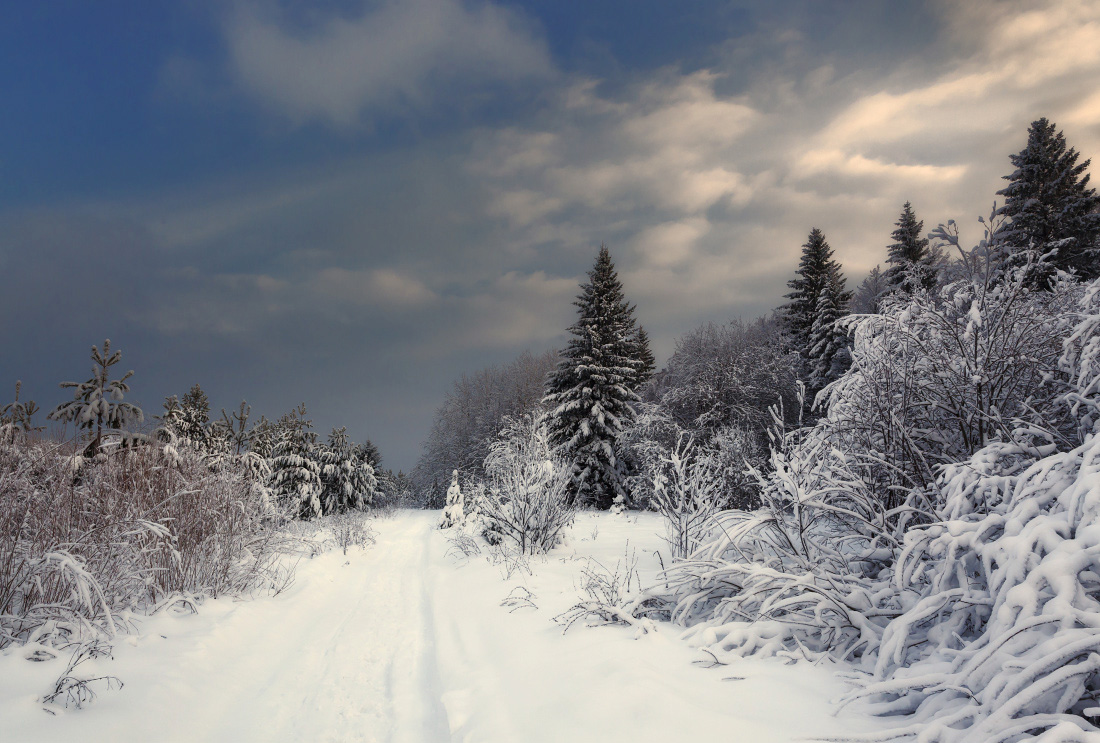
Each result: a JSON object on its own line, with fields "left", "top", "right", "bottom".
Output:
{"left": 3, "top": 0, "right": 1100, "bottom": 470}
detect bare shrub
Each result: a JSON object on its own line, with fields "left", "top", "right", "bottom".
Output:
{"left": 329, "top": 512, "right": 377, "bottom": 555}
{"left": 650, "top": 436, "right": 722, "bottom": 560}
{"left": 0, "top": 438, "right": 295, "bottom": 651}
{"left": 478, "top": 415, "right": 574, "bottom": 555}
{"left": 556, "top": 548, "right": 668, "bottom": 635}
{"left": 41, "top": 639, "right": 122, "bottom": 710}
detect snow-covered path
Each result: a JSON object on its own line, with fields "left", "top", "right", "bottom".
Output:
{"left": 166, "top": 513, "right": 451, "bottom": 743}
{"left": 1, "top": 511, "right": 882, "bottom": 742}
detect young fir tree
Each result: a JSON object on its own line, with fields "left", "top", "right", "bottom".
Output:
{"left": 317, "top": 427, "right": 377, "bottom": 513}
{"left": 632, "top": 326, "right": 657, "bottom": 390}
{"left": 439, "top": 470, "right": 464, "bottom": 528}
{"left": 1, "top": 381, "right": 42, "bottom": 442}
{"left": 995, "top": 117, "right": 1100, "bottom": 281}
{"left": 543, "top": 245, "right": 643, "bottom": 509}
{"left": 807, "top": 264, "right": 853, "bottom": 394}
{"left": 49, "top": 339, "right": 143, "bottom": 456}
{"left": 884, "top": 202, "right": 937, "bottom": 294}
{"left": 178, "top": 384, "right": 211, "bottom": 450}
{"left": 852, "top": 265, "right": 887, "bottom": 314}
{"left": 781, "top": 229, "right": 845, "bottom": 360}
{"left": 268, "top": 404, "right": 322, "bottom": 519}
{"left": 358, "top": 439, "right": 382, "bottom": 471}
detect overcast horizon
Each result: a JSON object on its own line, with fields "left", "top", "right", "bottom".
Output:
{"left": 3, "top": 0, "right": 1100, "bottom": 471}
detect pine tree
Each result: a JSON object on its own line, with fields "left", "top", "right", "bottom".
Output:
{"left": 49, "top": 339, "right": 143, "bottom": 456}
{"left": 781, "top": 228, "right": 844, "bottom": 357}
{"left": 995, "top": 117, "right": 1100, "bottom": 280}
{"left": 885, "top": 202, "right": 936, "bottom": 294}
{"left": 544, "top": 245, "right": 643, "bottom": 509}
{"left": 807, "top": 264, "right": 853, "bottom": 393}
{"left": 268, "top": 404, "right": 322, "bottom": 519}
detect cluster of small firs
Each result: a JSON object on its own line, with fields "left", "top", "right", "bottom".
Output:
{"left": 425, "top": 117, "right": 1100, "bottom": 741}
{"left": 1, "top": 350, "right": 411, "bottom": 520}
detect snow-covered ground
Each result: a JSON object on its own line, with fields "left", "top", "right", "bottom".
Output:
{"left": 0, "top": 510, "right": 883, "bottom": 742}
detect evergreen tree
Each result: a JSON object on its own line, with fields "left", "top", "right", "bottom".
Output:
{"left": 543, "top": 245, "right": 643, "bottom": 509}
{"left": 852, "top": 265, "right": 887, "bottom": 314}
{"left": 885, "top": 202, "right": 936, "bottom": 294}
{"left": 995, "top": 117, "right": 1100, "bottom": 280}
{"left": 249, "top": 415, "right": 277, "bottom": 459}
{"left": 807, "top": 264, "right": 853, "bottom": 393}
{"left": 268, "top": 404, "right": 322, "bottom": 518}
{"left": 317, "top": 427, "right": 376, "bottom": 513}
{"left": 781, "top": 228, "right": 844, "bottom": 358}
{"left": 1, "top": 381, "right": 42, "bottom": 442}
{"left": 632, "top": 326, "right": 657, "bottom": 391}
{"left": 178, "top": 384, "right": 211, "bottom": 449}
{"left": 49, "top": 339, "right": 143, "bottom": 456}
{"left": 439, "top": 470, "right": 464, "bottom": 528}
{"left": 358, "top": 439, "right": 382, "bottom": 471}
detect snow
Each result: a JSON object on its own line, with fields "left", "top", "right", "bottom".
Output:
{"left": 1, "top": 510, "right": 883, "bottom": 742}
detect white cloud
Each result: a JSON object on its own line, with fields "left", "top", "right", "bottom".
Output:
{"left": 224, "top": 0, "right": 554, "bottom": 127}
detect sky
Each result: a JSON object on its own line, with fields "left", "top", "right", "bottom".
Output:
{"left": 3, "top": 0, "right": 1100, "bottom": 472}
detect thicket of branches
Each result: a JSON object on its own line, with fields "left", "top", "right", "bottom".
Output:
{"left": 413, "top": 349, "right": 558, "bottom": 507}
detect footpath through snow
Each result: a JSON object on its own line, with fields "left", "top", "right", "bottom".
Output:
{"left": 0, "top": 510, "right": 883, "bottom": 742}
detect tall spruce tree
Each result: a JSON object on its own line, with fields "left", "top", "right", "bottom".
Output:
{"left": 781, "top": 228, "right": 844, "bottom": 355}
{"left": 995, "top": 117, "right": 1100, "bottom": 280}
{"left": 885, "top": 202, "right": 936, "bottom": 294}
{"left": 544, "top": 245, "right": 644, "bottom": 509}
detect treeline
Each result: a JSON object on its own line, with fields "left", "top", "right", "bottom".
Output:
{"left": 415, "top": 116, "right": 1100, "bottom": 523}
{"left": 2, "top": 341, "right": 396, "bottom": 518}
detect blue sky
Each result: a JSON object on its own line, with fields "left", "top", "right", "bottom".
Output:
{"left": 3, "top": 0, "right": 1099, "bottom": 470}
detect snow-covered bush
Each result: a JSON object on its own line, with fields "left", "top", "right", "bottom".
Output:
{"left": 0, "top": 437, "right": 293, "bottom": 650}
{"left": 643, "top": 270, "right": 1100, "bottom": 740}
{"left": 650, "top": 436, "right": 722, "bottom": 560}
{"left": 664, "top": 407, "right": 895, "bottom": 659}
{"left": 478, "top": 415, "right": 574, "bottom": 554}
{"left": 826, "top": 268, "right": 1077, "bottom": 509}
{"left": 439, "top": 470, "right": 465, "bottom": 529}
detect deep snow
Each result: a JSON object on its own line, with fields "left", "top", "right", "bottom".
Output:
{"left": 0, "top": 510, "right": 883, "bottom": 742}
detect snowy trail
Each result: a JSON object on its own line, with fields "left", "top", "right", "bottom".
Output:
{"left": 3, "top": 512, "right": 452, "bottom": 743}
{"left": 1, "top": 511, "right": 883, "bottom": 742}
{"left": 173, "top": 512, "right": 451, "bottom": 743}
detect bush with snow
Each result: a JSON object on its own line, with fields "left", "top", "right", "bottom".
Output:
{"left": 477, "top": 415, "right": 574, "bottom": 554}
{"left": 647, "top": 269, "right": 1100, "bottom": 741}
